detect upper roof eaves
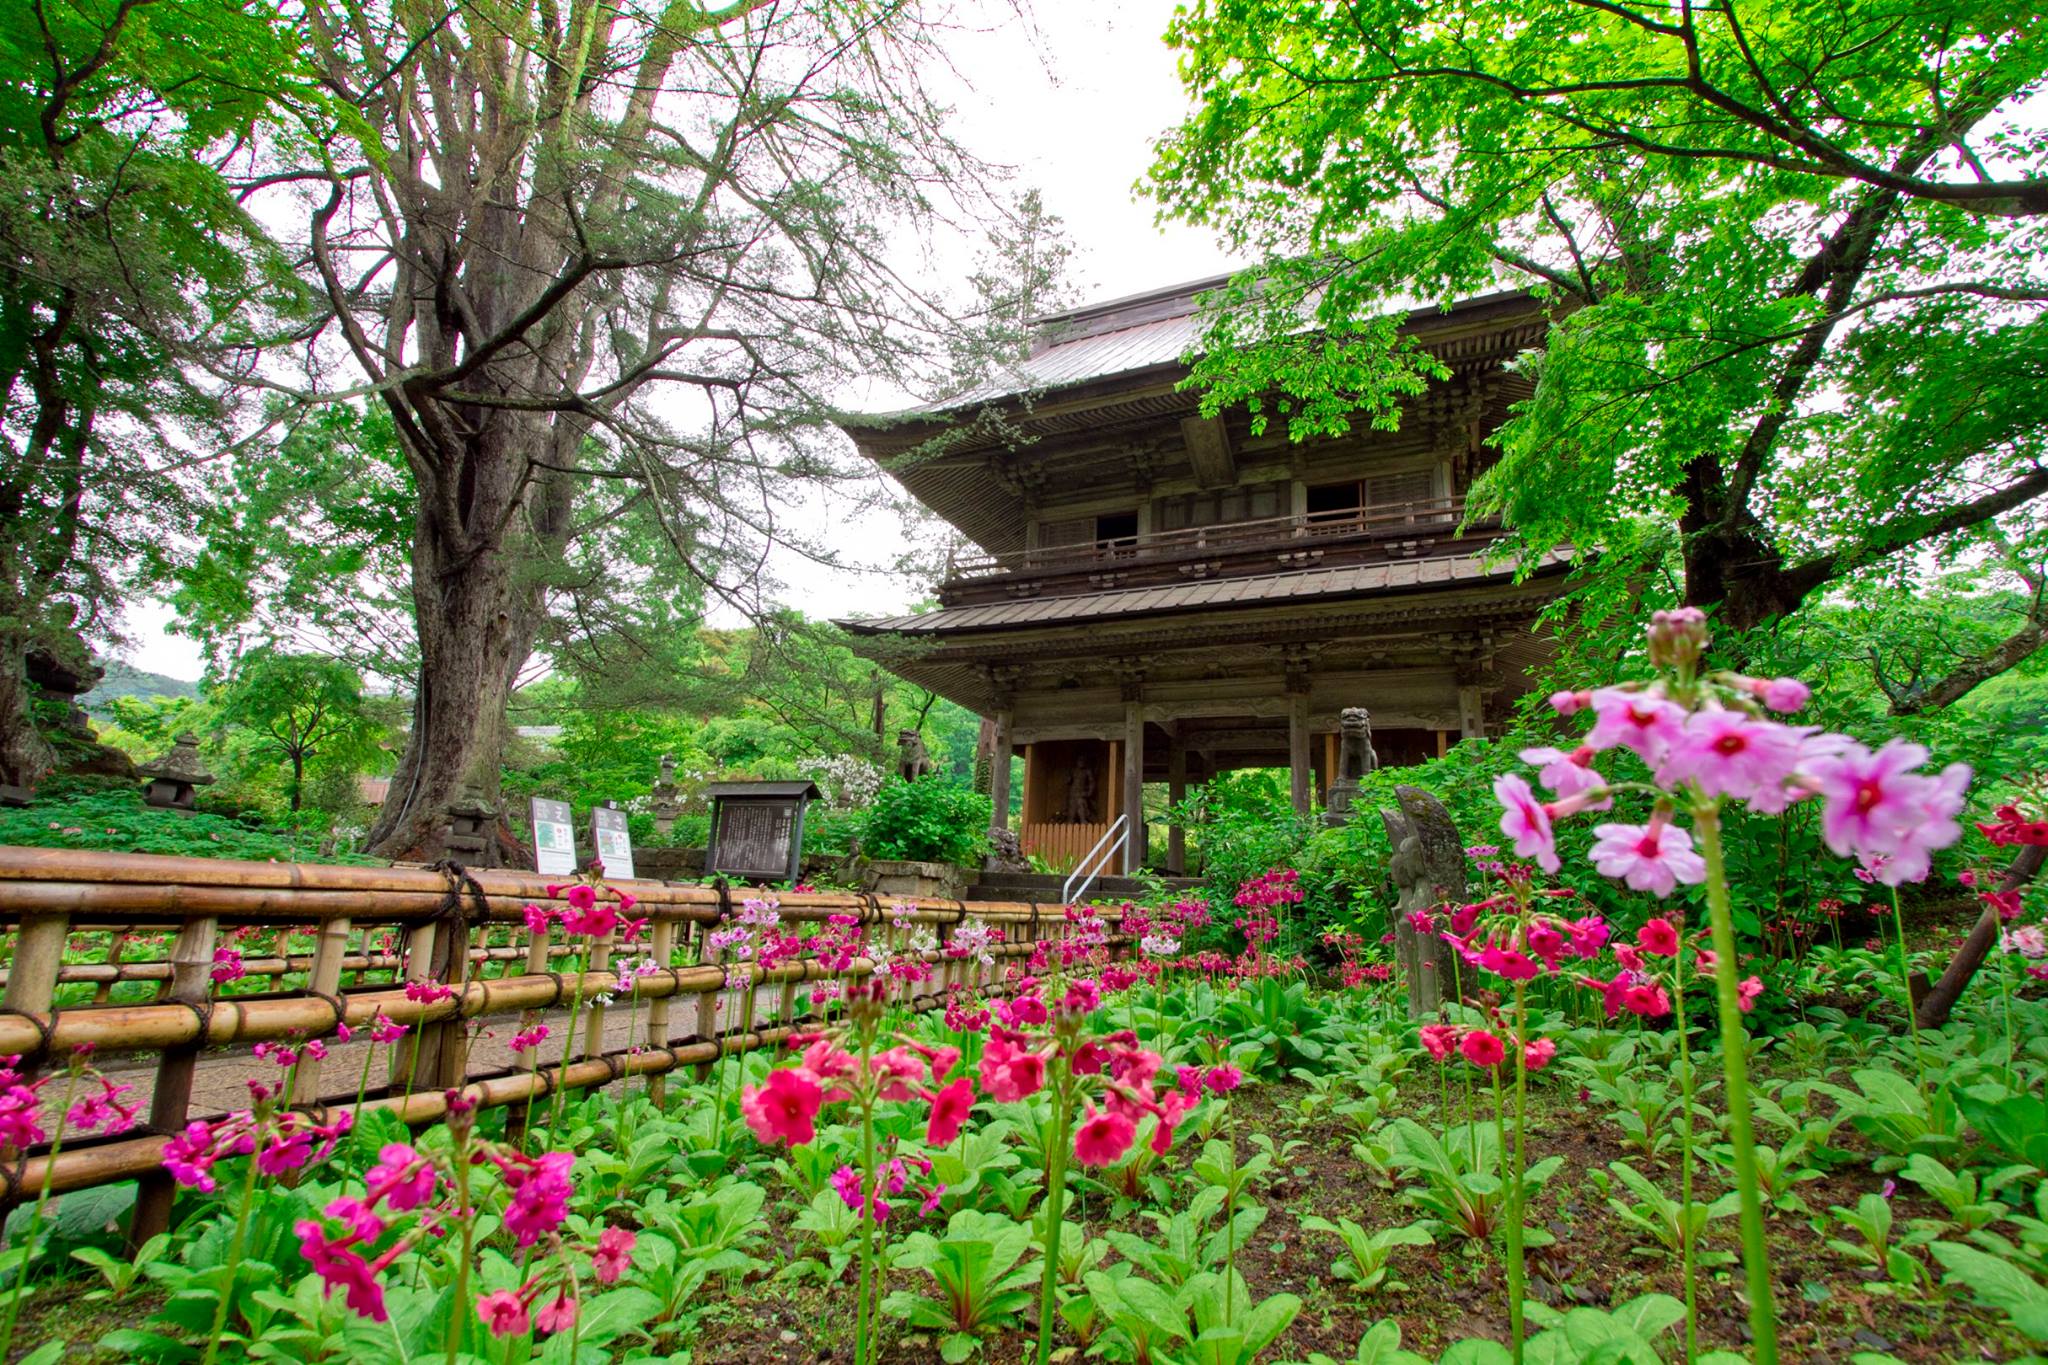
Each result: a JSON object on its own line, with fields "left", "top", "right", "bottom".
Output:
{"left": 872, "top": 273, "right": 1235, "bottom": 421}
{"left": 850, "top": 273, "right": 1526, "bottom": 428}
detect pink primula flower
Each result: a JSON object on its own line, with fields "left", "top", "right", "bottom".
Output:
{"left": 1073, "top": 1104, "right": 1137, "bottom": 1166}
{"left": 1589, "top": 821, "right": 1708, "bottom": 899}
{"left": 1809, "top": 740, "right": 1970, "bottom": 884}
{"left": 741, "top": 1067, "right": 824, "bottom": 1147}
{"left": 1518, "top": 745, "right": 1610, "bottom": 808}
{"left": 1585, "top": 687, "right": 1686, "bottom": 762}
{"left": 591, "top": 1226, "right": 636, "bottom": 1284}
{"left": 477, "top": 1289, "right": 530, "bottom": 1338}
{"left": 1660, "top": 708, "right": 1802, "bottom": 802}
{"left": 1493, "top": 774, "right": 1560, "bottom": 873}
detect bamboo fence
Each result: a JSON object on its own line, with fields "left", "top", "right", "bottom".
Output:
{"left": 0, "top": 846, "right": 1121, "bottom": 1244}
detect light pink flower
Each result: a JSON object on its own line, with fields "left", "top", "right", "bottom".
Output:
{"left": 1494, "top": 774, "right": 1559, "bottom": 873}
{"left": 1585, "top": 687, "right": 1685, "bottom": 763}
{"left": 1759, "top": 678, "right": 1811, "bottom": 712}
{"left": 1660, "top": 708, "right": 1802, "bottom": 801}
{"left": 1809, "top": 741, "right": 1969, "bottom": 882}
{"left": 1589, "top": 822, "right": 1707, "bottom": 898}
{"left": 1519, "top": 745, "right": 1610, "bottom": 806}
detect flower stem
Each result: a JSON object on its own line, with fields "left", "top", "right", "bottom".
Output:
{"left": 547, "top": 965, "right": 588, "bottom": 1141}
{"left": 1695, "top": 803, "right": 1779, "bottom": 1365}
{"left": 1673, "top": 948, "right": 1698, "bottom": 1361}
{"left": 200, "top": 1138, "right": 262, "bottom": 1365}
{"left": 0, "top": 1071, "right": 77, "bottom": 1360}
{"left": 1035, "top": 1075, "right": 1072, "bottom": 1365}
{"left": 1887, "top": 886, "right": 1927, "bottom": 1089}
{"left": 1507, "top": 984, "right": 1528, "bottom": 1365}
{"left": 448, "top": 1135, "right": 474, "bottom": 1365}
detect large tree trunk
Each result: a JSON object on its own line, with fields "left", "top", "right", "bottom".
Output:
{"left": 364, "top": 445, "right": 564, "bottom": 859}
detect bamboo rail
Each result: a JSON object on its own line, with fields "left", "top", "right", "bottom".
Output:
{"left": 0, "top": 845, "right": 1117, "bottom": 1235}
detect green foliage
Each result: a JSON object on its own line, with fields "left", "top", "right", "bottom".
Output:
{"left": 1150, "top": 0, "right": 2048, "bottom": 695}
{"left": 212, "top": 649, "right": 383, "bottom": 812}
{"left": 859, "top": 776, "right": 990, "bottom": 866}
{"left": 0, "top": 789, "right": 376, "bottom": 864}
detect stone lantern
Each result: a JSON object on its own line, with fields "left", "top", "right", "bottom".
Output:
{"left": 650, "top": 753, "right": 684, "bottom": 835}
{"left": 442, "top": 786, "right": 498, "bottom": 864}
{"left": 140, "top": 732, "right": 215, "bottom": 814}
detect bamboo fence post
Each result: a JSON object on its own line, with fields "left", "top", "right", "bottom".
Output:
{"left": 4, "top": 912, "right": 68, "bottom": 1027}
{"left": 391, "top": 922, "right": 437, "bottom": 1094}
{"left": 92, "top": 932, "right": 122, "bottom": 1006}
{"left": 581, "top": 926, "right": 614, "bottom": 1065}
{"left": 129, "top": 914, "right": 217, "bottom": 1247}
{"left": 644, "top": 918, "right": 677, "bottom": 1106}
{"left": 291, "top": 915, "right": 351, "bottom": 1106}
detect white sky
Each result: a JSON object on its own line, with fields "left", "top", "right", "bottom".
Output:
{"left": 118, "top": 0, "right": 1239, "bottom": 681}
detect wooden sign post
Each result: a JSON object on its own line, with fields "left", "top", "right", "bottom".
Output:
{"left": 705, "top": 781, "right": 820, "bottom": 885}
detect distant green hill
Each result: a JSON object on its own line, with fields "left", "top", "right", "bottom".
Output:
{"left": 80, "top": 659, "right": 200, "bottom": 711}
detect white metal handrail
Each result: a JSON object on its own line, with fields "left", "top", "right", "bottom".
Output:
{"left": 1063, "top": 815, "right": 1129, "bottom": 906}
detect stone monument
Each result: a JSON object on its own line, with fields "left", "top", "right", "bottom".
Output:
{"left": 1324, "top": 706, "right": 1379, "bottom": 827}
{"left": 140, "top": 732, "right": 216, "bottom": 814}
{"left": 1380, "top": 784, "right": 1467, "bottom": 1017}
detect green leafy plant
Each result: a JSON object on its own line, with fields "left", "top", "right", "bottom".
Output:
{"left": 1298, "top": 1216, "right": 1433, "bottom": 1293}
{"left": 882, "top": 1208, "right": 1042, "bottom": 1363}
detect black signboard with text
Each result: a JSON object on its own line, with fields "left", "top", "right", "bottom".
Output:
{"left": 705, "top": 781, "right": 820, "bottom": 884}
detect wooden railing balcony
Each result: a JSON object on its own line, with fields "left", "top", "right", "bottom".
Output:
{"left": 939, "top": 497, "right": 1503, "bottom": 606}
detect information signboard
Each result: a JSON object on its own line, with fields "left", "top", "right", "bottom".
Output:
{"left": 530, "top": 797, "right": 578, "bottom": 876}
{"left": 591, "top": 803, "right": 636, "bottom": 881}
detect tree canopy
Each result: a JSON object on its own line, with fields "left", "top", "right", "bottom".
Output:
{"left": 1150, "top": 0, "right": 2048, "bottom": 694}
{"left": 0, "top": 0, "right": 312, "bottom": 789}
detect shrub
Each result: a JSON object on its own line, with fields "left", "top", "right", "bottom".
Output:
{"left": 858, "top": 777, "right": 990, "bottom": 866}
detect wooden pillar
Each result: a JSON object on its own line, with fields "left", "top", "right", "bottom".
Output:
{"left": 1288, "top": 693, "right": 1312, "bottom": 816}
{"left": 1122, "top": 704, "right": 1144, "bottom": 874}
{"left": 1458, "top": 684, "right": 1486, "bottom": 740}
{"left": 1167, "top": 738, "right": 1188, "bottom": 876}
{"left": 1019, "top": 743, "right": 1037, "bottom": 842}
{"left": 989, "top": 709, "right": 1014, "bottom": 836}
{"left": 131, "top": 914, "right": 214, "bottom": 1246}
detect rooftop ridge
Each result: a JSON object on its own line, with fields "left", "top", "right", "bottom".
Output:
{"left": 1029, "top": 270, "right": 1240, "bottom": 351}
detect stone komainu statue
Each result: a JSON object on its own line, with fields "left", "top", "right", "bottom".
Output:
{"left": 984, "top": 826, "right": 1031, "bottom": 874}
{"left": 897, "top": 729, "right": 938, "bottom": 782}
{"left": 1324, "top": 706, "right": 1379, "bottom": 827}
{"left": 1381, "top": 784, "right": 1467, "bottom": 1018}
